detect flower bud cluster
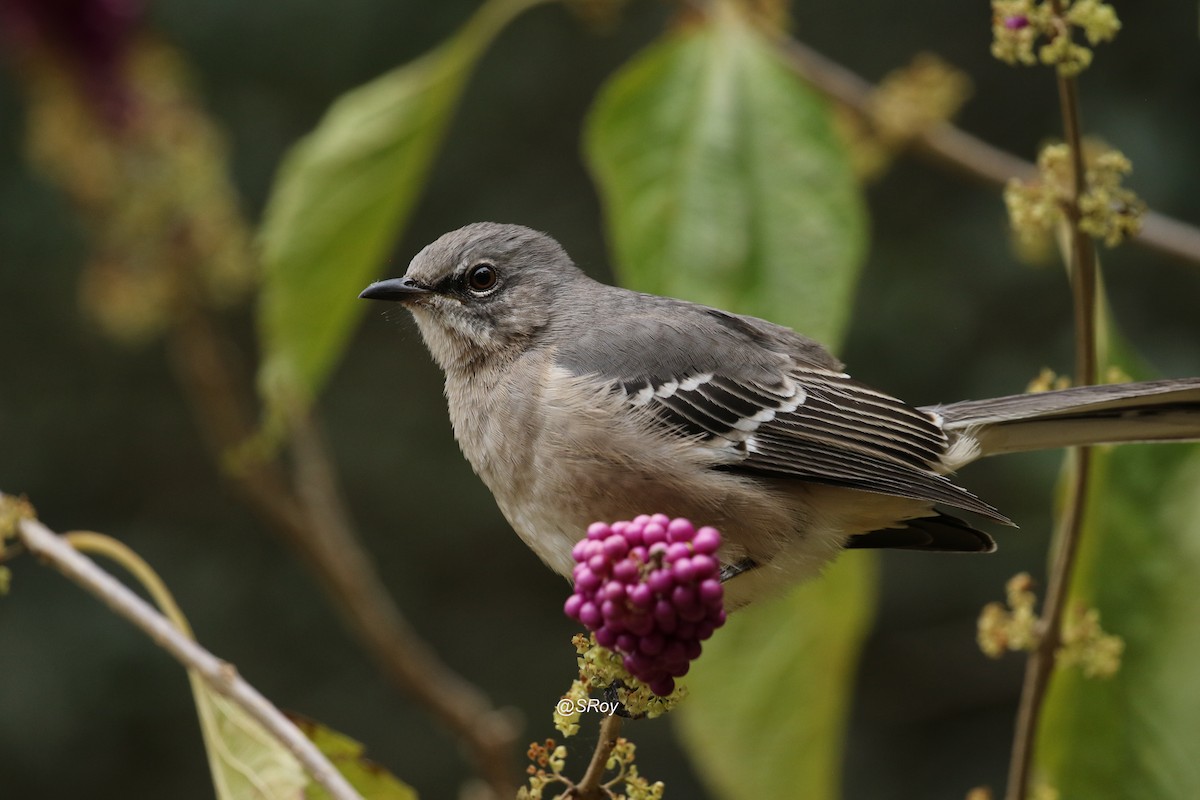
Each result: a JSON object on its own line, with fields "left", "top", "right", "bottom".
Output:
{"left": 991, "top": 0, "right": 1121, "bottom": 76}
{"left": 1005, "top": 142, "right": 1144, "bottom": 254}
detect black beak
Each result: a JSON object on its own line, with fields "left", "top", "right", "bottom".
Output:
{"left": 359, "top": 277, "right": 431, "bottom": 301}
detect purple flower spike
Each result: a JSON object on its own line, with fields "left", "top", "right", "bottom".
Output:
{"left": 0, "top": 0, "right": 145, "bottom": 125}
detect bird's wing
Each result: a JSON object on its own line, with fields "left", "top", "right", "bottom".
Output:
{"left": 557, "top": 304, "right": 1010, "bottom": 523}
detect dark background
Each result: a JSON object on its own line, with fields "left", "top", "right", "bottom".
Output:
{"left": 1, "top": 1, "right": 1198, "bottom": 797}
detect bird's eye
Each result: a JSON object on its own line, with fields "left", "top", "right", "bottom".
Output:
{"left": 466, "top": 263, "right": 499, "bottom": 293}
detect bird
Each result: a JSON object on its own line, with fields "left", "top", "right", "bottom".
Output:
{"left": 360, "top": 222, "right": 1200, "bottom": 608}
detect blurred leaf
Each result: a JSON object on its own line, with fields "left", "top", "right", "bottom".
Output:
{"left": 294, "top": 716, "right": 418, "bottom": 800}
{"left": 585, "top": 1, "right": 868, "bottom": 343}
{"left": 585, "top": 5, "right": 872, "bottom": 799}
{"left": 678, "top": 557, "right": 877, "bottom": 800}
{"left": 192, "top": 683, "right": 308, "bottom": 800}
{"left": 257, "top": 0, "right": 545, "bottom": 427}
{"left": 1036, "top": 441, "right": 1200, "bottom": 798}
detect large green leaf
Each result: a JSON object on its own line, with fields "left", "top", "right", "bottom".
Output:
{"left": 678, "top": 557, "right": 877, "bottom": 800}
{"left": 256, "top": 0, "right": 545, "bottom": 425}
{"left": 1035, "top": 441, "right": 1200, "bottom": 797}
{"left": 584, "top": 2, "right": 868, "bottom": 342}
{"left": 585, "top": 5, "right": 872, "bottom": 799}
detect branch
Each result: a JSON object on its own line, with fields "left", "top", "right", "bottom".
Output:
{"left": 1004, "top": 19, "right": 1100, "bottom": 800}
{"left": 1057, "top": 74, "right": 1099, "bottom": 387}
{"left": 287, "top": 410, "right": 520, "bottom": 795}
{"left": 4, "top": 498, "right": 361, "bottom": 800}
{"left": 1005, "top": 447, "right": 1091, "bottom": 800}
{"left": 571, "top": 713, "right": 623, "bottom": 800}
{"left": 777, "top": 36, "right": 1200, "bottom": 267}
{"left": 167, "top": 285, "right": 519, "bottom": 797}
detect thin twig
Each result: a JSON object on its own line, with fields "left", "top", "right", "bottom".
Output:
{"left": 1057, "top": 69, "right": 1100, "bottom": 389}
{"left": 167, "top": 286, "right": 519, "bottom": 797}
{"left": 1005, "top": 447, "right": 1091, "bottom": 800}
{"left": 288, "top": 411, "right": 520, "bottom": 795}
{"left": 6, "top": 501, "right": 362, "bottom": 800}
{"left": 1003, "top": 38, "right": 1100, "bottom": 800}
{"left": 572, "top": 713, "right": 624, "bottom": 799}
{"left": 776, "top": 36, "right": 1200, "bottom": 268}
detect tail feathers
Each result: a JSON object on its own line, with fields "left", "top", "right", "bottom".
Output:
{"left": 925, "top": 378, "right": 1200, "bottom": 460}
{"left": 845, "top": 512, "right": 996, "bottom": 553}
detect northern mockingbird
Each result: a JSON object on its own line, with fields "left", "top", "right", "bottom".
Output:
{"left": 361, "top": 222, "right": 1200, "bottom": 608}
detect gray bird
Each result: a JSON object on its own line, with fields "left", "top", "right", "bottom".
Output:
{"left": 361, "top": 222, "right": 1200, "bottom": 608}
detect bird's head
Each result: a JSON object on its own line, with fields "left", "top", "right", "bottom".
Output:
{"left": 361, "top": 222, "right": 584, "bottom": 372}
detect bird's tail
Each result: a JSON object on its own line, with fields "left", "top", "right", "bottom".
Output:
{"left": 924, "top": 378, "right": 1200, "bottom": 461}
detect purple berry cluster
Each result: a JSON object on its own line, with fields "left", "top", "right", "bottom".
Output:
{"left": 563, "top": 515, "right": 727, "bottom": 696}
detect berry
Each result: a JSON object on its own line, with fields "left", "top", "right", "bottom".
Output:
{"left": 563, "top": 516, "right": 727, "bottom": 695}
{"left": 698, "top": 578, "right": 723, "bottom": 604}
{"left": 692, "top": 526, "right": 721, "bottom": 554}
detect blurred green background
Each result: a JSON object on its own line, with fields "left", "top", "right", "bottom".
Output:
{"left": 1, "top": 1, "right": 1198, "bottom": 798}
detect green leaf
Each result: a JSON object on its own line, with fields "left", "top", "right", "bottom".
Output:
{"left": 677, "top": 557, "right": 877, "bottom": 800}
{"left": 191, "top": 679, "right": 308, "bottom": 800}
{"left": 584, "top": 2, "right": 868, "bottom": 345}
{"left": 256, "top": 0, "right": 545, "bottom": 427}
{"left": 1036, "top": 442, "right": 1200, "bottom": 798}
{"left": 585, "top": 6, "right": 872, "bottom": 799}
{"left": 294, "top": 717, "right": 419, "bottom": 800}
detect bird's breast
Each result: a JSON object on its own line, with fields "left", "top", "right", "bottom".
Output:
{"left": 444, "top": 361, "right": 781, "bottom": 577}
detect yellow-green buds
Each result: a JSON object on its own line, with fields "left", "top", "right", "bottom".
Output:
{"left": 991, "top": 0, "right": 1121, "bottom": 76}
{"left": 1005, "top": 142, "right": 1144, "bottom": 253}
